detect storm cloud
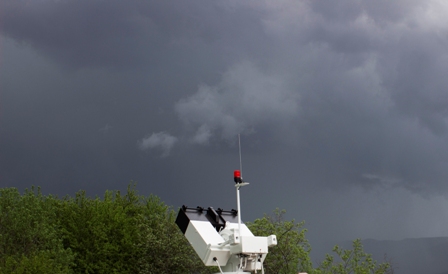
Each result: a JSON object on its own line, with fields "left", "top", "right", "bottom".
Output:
{"left": 1, "top": 0, "right": 448, "bottom": 260}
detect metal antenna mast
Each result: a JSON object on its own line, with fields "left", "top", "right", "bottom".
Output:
{"left": 239, "top": 134, "right": 243, "bottom": 177}
{"left": 236, "top": 134, "right": 244, "bottom": 238}
{"left": 235, "top": 134, "right": 249, "bottom": 242}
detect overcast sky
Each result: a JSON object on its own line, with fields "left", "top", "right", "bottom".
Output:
{"left": 1, "top": 0, "right": 448, "bottom": 251}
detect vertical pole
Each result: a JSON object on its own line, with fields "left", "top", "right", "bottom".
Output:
{"left": 237, "top": 134, "right": 243, "bottom": 238}
{"left": 237, "top": 186, "right": 242, "bottom": 236}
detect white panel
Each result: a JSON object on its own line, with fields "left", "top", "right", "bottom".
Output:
{"left": 230, "top": 236, "right": 268, "bottom": 255}
{"left": 224, "top": 222, "right": 254, "bottom": 236}
{"left": 190, "top": 221, "right": 224, "bottom": 244}
{"left": 203, "top": 245, "right": 230, "bottom": 266}
{"left": 185, "top": 221, "right": 230, "bottom": 266}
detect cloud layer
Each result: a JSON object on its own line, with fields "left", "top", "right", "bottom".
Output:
{"left": 175, "top": 62, "right": 299, "bottom": 143}
{"left": 2, "top": 0, "right": 448, "bottom": 251}
{"left": 139, "top": 132, "right": 177, "bottom": 157}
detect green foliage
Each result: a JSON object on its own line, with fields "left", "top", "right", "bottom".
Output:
{"left": 247, "top": 208, "right": 313, "bottom": 274}
{"left": 57, "top": 188, "right": 142, "bottom": 273}
{"left": 314, "top": 239, "right": 392, "bottom": 274}
{"left": 248, "top": 209, "right": 393, "bottom": 274}
{"left": 57, "top": 184, "right": 210, "bottom": 274}
{"left": 0, "top": 187, "right": 74, "bottom": 273}
{"left": 0, "top": 186, "right": 392, "bottom": 274}
{"left": 0, "top": 185, "right": 209, "bottom": 274}
{"left": 3, "top": 250, "right": 73, "bottom": 274}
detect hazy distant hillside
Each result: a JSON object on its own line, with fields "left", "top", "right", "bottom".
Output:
{"left": 311, "top": 237, "right": 448, "bottom": 274}
{"left": 360, "top": 237, "right": 448, "bottom": 274}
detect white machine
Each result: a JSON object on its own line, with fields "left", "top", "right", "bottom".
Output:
{"left": 175, "top": 170, "right": 277, "bottom": 274}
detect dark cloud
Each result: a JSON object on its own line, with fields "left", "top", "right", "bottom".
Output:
{"left": 1, "top": 0, "right": 448, "bottom": 258}
{"left": 1, "top": 0, "right": 270, "bottom": 70}
{"left": 174, "top": 61, "right": 299, "bottom": 143}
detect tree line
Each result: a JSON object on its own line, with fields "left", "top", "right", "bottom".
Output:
{"left": 0, "top": 185, "right": 393, "bottom": 274}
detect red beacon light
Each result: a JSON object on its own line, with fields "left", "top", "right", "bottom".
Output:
{"left": 234, "top": 170, "right": 242, "bottom": 184}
